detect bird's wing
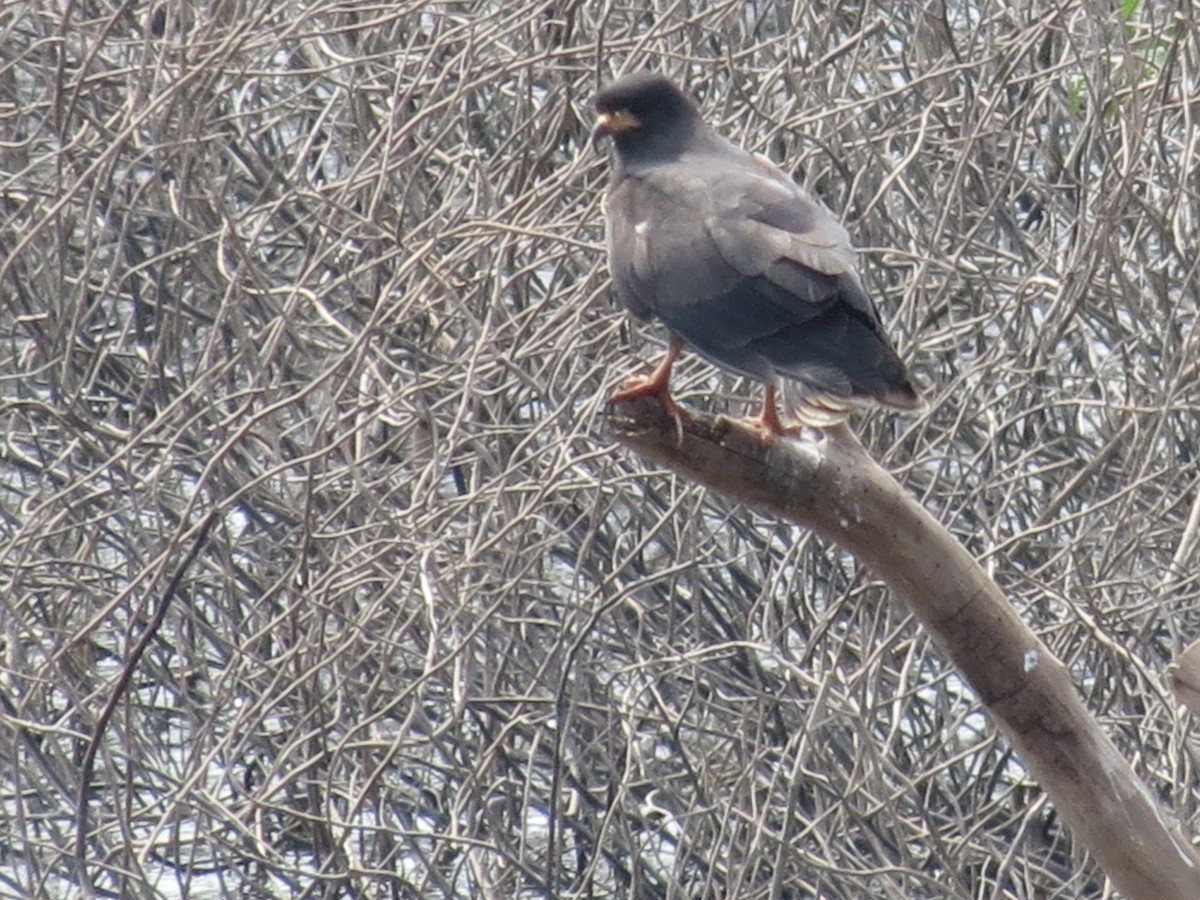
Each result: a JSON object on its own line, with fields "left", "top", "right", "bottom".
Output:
{"left": 610, "top": 154, "right": 881, "bottom": 343}
{"left": 703, "top": 158, "right": 881, "bottom": 321}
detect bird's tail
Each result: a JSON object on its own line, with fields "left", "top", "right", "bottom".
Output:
{"left": 780, "top": 379, "right": 923, "bottom": 428}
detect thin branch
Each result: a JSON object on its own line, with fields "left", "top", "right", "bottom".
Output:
{"left": 73, "top": 513, "right": 218, "bottom": 892}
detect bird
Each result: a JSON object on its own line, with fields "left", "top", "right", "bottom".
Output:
{"left": 593, "top": 72, "right": 920, "bottom": 436}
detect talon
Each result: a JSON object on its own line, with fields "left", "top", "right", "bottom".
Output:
{"left": 608, "top": 336, "right": 684, "bottom": 420}
{"left": 745, "top": 383, "right": 798, "bottom": 444}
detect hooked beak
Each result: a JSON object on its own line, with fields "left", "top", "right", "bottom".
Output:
{"left": 592, "top": 109, "right": 641, "bottom": 149}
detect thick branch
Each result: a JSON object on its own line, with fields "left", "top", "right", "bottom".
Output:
{"left": 609, "top": 395, "right": 1200, "bottom": 899}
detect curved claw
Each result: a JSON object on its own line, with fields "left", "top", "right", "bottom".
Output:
{"left": 608, "top": 337, "right": 683, "bottom": 413}
{"left": 747, "top": 383, "right": 801, "bottom": 445}
{"left": 608, "top": 338, "right": 687, "bottom": 442}
{"left": 609, "top": 376, "right": 681, "bottom": 419}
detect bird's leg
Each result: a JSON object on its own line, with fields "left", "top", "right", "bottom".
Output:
{"left": 609, "top": 336, "right": 684, "bottom": 420}
{"left": 749, "top": 383, "right": 796, "bottom": 443}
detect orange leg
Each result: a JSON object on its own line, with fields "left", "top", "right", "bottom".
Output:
{"left": 751, "top": 383, "right": 796, "bottom": 442}
{"left": 609, "top": 336, "right": 684, "bottom": 419}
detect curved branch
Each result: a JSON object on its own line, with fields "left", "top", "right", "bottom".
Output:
{"left": 609, "top": 394, "right": 1200, "bottom": 899}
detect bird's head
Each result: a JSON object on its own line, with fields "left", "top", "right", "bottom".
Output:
{"left": 593, "top": 73, "right": 700, "bottom": 162}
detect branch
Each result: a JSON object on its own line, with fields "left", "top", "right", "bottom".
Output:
{"left": 73, "top": 513, "right": 217, "bottom": 893}
{"left": 609, "top": 395, "right": 1200, "bottom": 899}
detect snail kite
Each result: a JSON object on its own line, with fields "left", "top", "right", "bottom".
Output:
{"left": 593, "top": 72, "right": 919, "bottom": 433}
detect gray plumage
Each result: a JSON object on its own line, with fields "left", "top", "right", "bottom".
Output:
{"left": 594, "top": 72, "right": 919, "bottom": 428}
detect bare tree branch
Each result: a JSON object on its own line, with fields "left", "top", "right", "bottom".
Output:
{"left": 611, "top": 394, "right": 1200, "bottom": 899}
{"left": 72, "top": 513, "right": 217, "bottom": 893}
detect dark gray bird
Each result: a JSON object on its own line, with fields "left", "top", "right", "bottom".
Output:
{"left": 593, "top": 72, "right": 920, "bottom": 434}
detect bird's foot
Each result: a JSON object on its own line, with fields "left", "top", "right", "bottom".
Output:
{"left": 742, "top": 385, "right": 800, "bottom": 445}
{"left": 608, "top": 376, "right": 687, "bottom": 443}
{"left": 742, "top": 416, "right": 800, "bottom": 446}
{"left": 608, "top": 339, "right": 685, "bottom": 432}
{"left": 609, "top": 376, "right": 681, "bottom": 417}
